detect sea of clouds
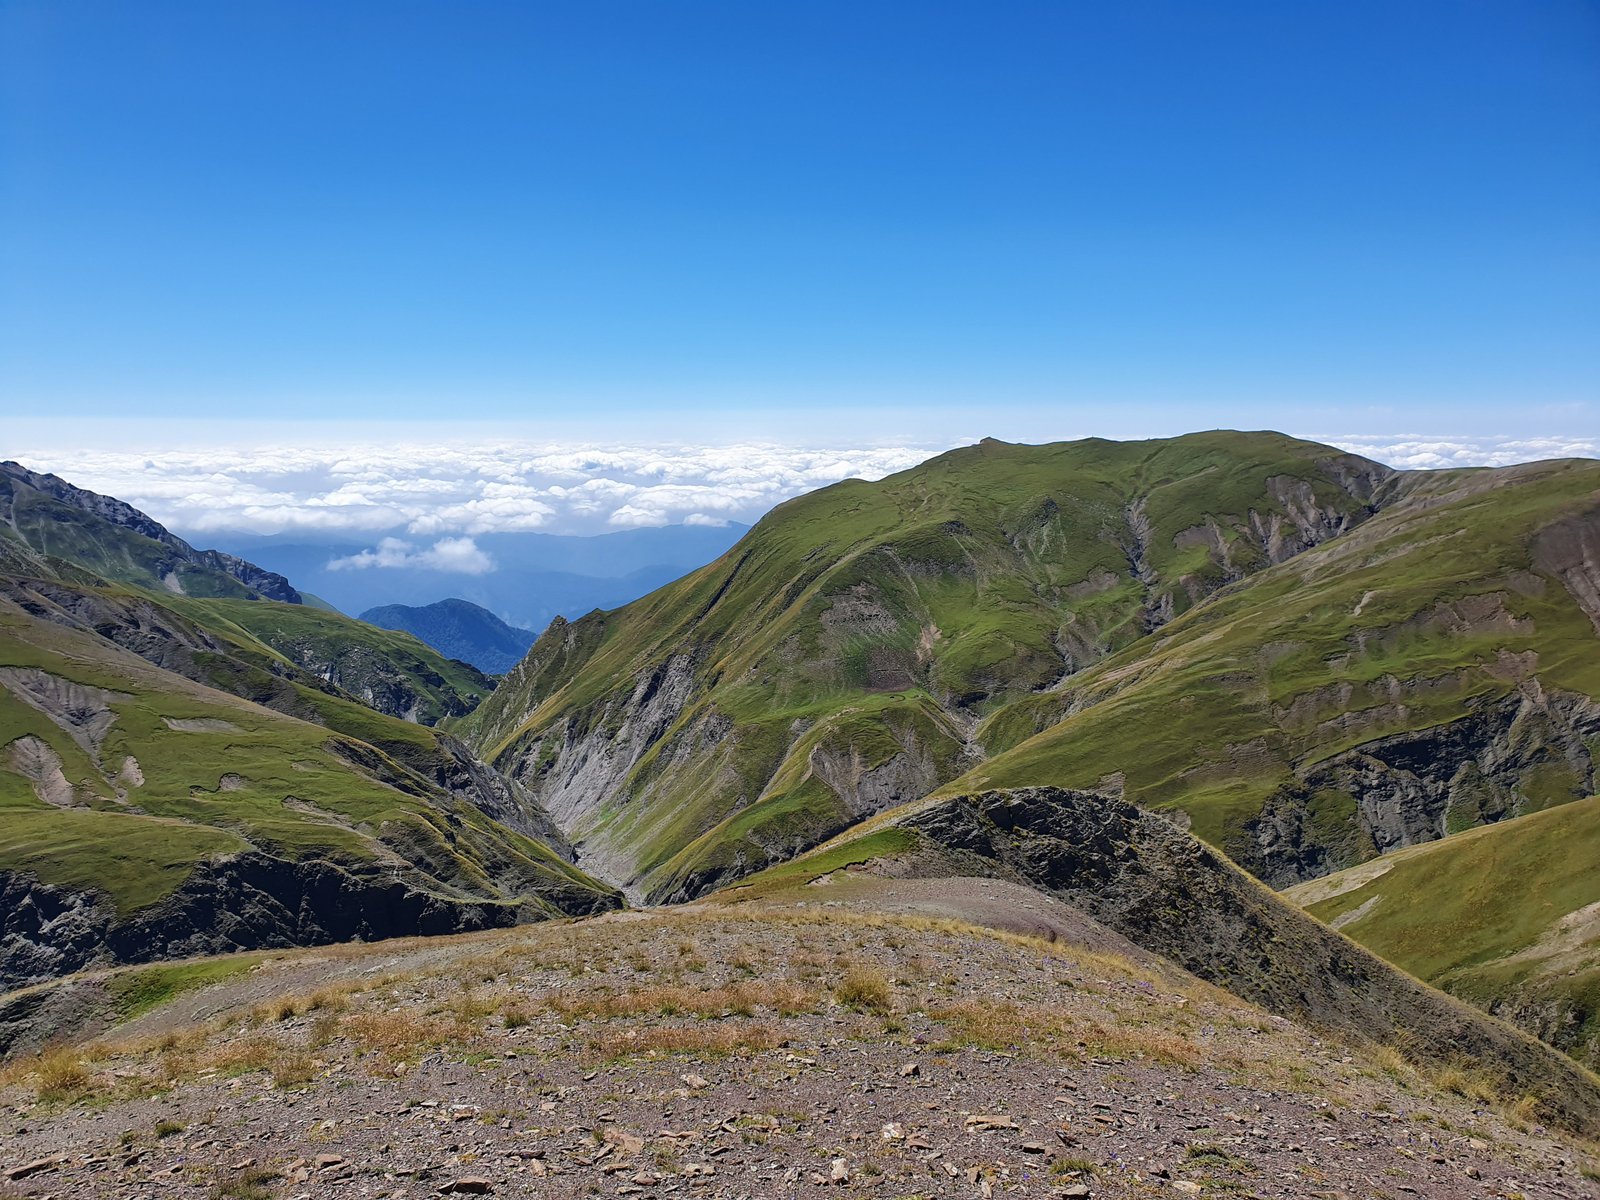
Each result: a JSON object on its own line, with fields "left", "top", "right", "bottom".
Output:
{"left": 10, "top": 441, "right": 939, "bottom": 539}
{"left": 10, "top": 434, "right": 1595, "bottom": 574}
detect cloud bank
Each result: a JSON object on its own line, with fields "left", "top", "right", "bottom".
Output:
{"left": 327, "top": 536, "right": 495, "bottom": 575}
{"left": 9, "top": 442, "right": 942, "bottom": 540}
{"left": 10, "top": 435, "right": 1595, "bottom": 566}
{"left": 1320, "top": 435, "right": 1600, "bottom": 470}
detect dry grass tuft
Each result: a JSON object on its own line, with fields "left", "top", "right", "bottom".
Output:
{"left": 269, "top": 1051, "right": 317, "bottom": 1088}
{"left": 12, "top": 1047, "right": 94, "bottom": 1103}
{"left": 209, "top": 1165, "right": 279, "bottom": 1200}
{"left": 550, "top": 981, "right": 819, "bottom": 1021}
{"left": 1433, "top": 1065, "right": 1501, "bottom": 1103}
{"left": 1083, "top": 1023, "right": 1205, "bottom": 1068}
{"left": 833, "top": 967, "right": 894, "bottom": 1014}
{"left": 204, "top": 1037, "right": 283, "bottom": 1076}
{"left": 341, "top": 1012, "right": 469, "bottom": 1058}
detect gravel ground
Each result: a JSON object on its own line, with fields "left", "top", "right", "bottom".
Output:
{"left": 2, "top": 879, "right": 1597, "bottom": 1200}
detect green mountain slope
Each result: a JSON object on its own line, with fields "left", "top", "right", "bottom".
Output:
{"left": 463, "top": 431, "right": 1397, "bottom": 899}
{"left": 1, "top": 461, "right": 300, "bottom": 603}
{"left": 1286, "top": 795, "right": 1600, "bottom": 1068}
{"left": 169, "top": 595, "right": 494, "bottom": 723}
{"left": 943, "top": 455, "right": 1600, "bottom": 882}
{"left": 0, "top": 594, "right": 620, "bottom": 991}
{"left": 0, "top": 469, "right": 623, "bottom": 989}
{"left": 361, "top": 597, "right": 537, "bottom": 674}
{"left": 1, "top": 462, "right": 492, "bottom": 725}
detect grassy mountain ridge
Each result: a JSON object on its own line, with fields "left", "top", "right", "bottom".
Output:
{"left": 633, "top": 439, "right": 1599, "bottom": 1064}
{"left": 1, "top": 462, "right": 300, "bottom": 604}
{"left": 0, "top": 462, "right": 493, "bottom": 726}
{"left": 1286, "top": 794, "right": 1600, "bottom": 1068}
{"left": 463, "top": 431, "right": 1399, "bottom": 898}
{"left": 0, "top": 592, "right": 620, "bottom": 991}
{"left": 940, "top": 455, "right": 1600, "bottom": 881}
{"left": 167, "top": 594, "right": 494, "bottom": 724}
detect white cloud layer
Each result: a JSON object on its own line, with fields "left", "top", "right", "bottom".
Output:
{"left": 1320, "top": 435, "right": 1599, "bottom": 470}
{"left": 7, "top": 441, "right": 943, "bottom": 539}
{"left": 327, "top": 536, "right": 495, "bottom": 575}
{"left": 9, "top": 435, "right": 1595, "bottom": 548}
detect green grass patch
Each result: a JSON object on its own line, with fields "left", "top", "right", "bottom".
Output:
{"left": 108, "top": 955, "right": 263, "bottom": 1021}
{"left": 725, "top": 827, "right": 920, "bottom": 898}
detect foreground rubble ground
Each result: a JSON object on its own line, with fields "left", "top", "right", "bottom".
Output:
{"left": 2, "top": 878, "right": 1598, "bottom": 1200}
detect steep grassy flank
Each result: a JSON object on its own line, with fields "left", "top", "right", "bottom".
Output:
{"left": 1287, "top": 795, "right": 1600, "bottom": 1068}
{"left": 1, "top": 461, "right": 298, "bottom": 602}
{"left": 941, "top": 457, "right": 1600, "bottom": 882}
{"left": 2, "top": 460, "right": 488, "bottom": 726}
{"left": 465, "top": 431, "right": 1392, "bottom": 898}
{"left": 168, "top": 595, "right": 493, "bottom": 723}
{"left": 0, "top": 595, "right": 619, "bottom": 987}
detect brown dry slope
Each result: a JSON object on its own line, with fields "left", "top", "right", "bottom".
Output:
{"left": 2, "top": 883, "right": 1599, "bottom": 1200}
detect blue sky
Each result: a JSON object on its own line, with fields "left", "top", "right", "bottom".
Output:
{"left": 3, "top": 1, "right": 1598, "bottom": 444}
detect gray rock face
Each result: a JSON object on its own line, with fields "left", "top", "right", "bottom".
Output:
{"left": 898, "top": 785, "right": 1600, "bottom": 1133}
{"left": 0, "top": 847, "right": 619, "bottom": 1000}
{"left": 424, "top": 732, "right": 576, "bottom": 857}
{"left": 809, "top": 737, "right": 941, "bottom": 822}
{"left": 502, "top": 651, "right": 704, "bottom": 874}
{"left": 1535, "top": 505, "right": 1600, "bottom": 634}
{"left": 7, "top": 574, "right": 230, "bottom": 660}
{"left": 1246, "top": 689, "right": 1600, "bottom": 887}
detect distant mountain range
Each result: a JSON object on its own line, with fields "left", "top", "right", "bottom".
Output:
{"left": 207, "top": 525, "right": 748, "bottom": 632}
{"left": 10, "top": 434, "right": 1600, "bottom": 1129}
{"left": 361, "top": 598, "right": 536, "bottom": 674}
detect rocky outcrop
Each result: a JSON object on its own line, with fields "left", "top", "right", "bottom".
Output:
{"left": 809, "top": 738, "right": 942, "bottom": 821}
{"left": 407, "top": 731, "right": 576, "bottom": 857}
{"left": 1535, "top": 505, "right": 1600, "bottom": 634}
{"left": 502, "top": 651, "right": 704, "bottom": 835}
{"left": 1166, "top": 462, "right": 1393, "bottom": 615}
{"left": 897, "top": 786, "right": 1600, "bottom": 1133}
{"left": 1246, "top": 689, "right": 1600, "bottom": 887}
{"left": 0, "top": 849, "right": 619, "bottom": 998}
